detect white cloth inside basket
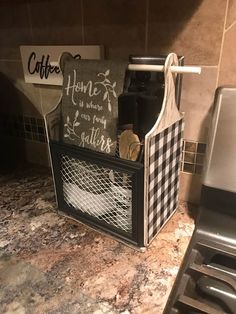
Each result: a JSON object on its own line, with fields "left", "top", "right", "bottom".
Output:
{"left": 63, "top": 182, "right": 114, "bottom": 216}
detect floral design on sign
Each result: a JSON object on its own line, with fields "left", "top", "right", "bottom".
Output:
{"left": 62, "top": 60, "right": 128, "bottom": 155}
{"left": 95, "top": 69, "right": 117, "bottom": 112}
{"left": 64, "top": 110, "right": 80, "bottom": 141}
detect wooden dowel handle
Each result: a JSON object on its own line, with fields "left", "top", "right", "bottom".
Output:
{"left": 128, "top": 64, "right": 201, "bottom": 74}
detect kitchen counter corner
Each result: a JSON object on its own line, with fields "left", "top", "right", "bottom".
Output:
{"left": 0, "top": 166, "right": 195, "bottom": 314}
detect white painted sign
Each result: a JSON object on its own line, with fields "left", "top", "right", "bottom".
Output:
{"left": 20, "top": 45, "right": 103, "bottom": 86}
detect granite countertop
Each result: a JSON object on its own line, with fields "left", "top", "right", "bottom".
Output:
{"left": 0, "top": 167, "right": 195, "bottom": 314}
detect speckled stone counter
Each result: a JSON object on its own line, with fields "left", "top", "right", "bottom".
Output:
{"left": 0, "top": 167, "right": 195, "bottom": 314}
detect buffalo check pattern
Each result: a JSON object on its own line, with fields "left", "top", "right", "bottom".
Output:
{"left": 148, "top": 119, "right": 184, "bottom": 242}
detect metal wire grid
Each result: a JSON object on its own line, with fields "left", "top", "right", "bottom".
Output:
{"left": 61, "top": 154, "right": 133, "bottom": 233}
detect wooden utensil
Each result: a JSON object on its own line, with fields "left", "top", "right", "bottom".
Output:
{"left": 119, "top": 130, "right": 141, "bottom": 161}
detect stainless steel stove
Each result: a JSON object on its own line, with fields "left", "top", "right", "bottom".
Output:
{"left": 164, "top": 87, "right": 236, "bottom": 314}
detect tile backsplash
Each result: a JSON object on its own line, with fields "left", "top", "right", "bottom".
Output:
{"left": 181, "top": 140, "right": 206, "bottom": 175}
{"left": 1, "top": 113, "right": 207, "bottom": 175}
{"left": 1, "top": 0, "right": 236, "bottom": 203}
{"left": 0, "top": 114, "right": 46, "bottom": 143}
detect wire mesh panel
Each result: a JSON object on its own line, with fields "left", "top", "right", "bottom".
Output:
{"left": 61, "top": 154, "right": 133, "bottom": 233}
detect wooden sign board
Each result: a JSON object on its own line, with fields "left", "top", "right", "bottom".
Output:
{"left": 20, "top": 45, "right": 103, "bottom": 86}
{"left": 62, "top": 59, "right": 127, "bottom": 155}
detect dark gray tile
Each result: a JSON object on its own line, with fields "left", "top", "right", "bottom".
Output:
{"left": 30, "top": 117, "right": 36, "bottom": 125}
{"left": 37, "top": 118, "right": 43, "bottom": 126}
{"left": 183, "top": 162, "right": 195, "bottom": 173}
{"left": 197, "top": 143, "right": 206, "bottom": 154}
{"left": 39, "top": 134, "right": 46, "bottom": 142}
{"left": 184, "top": 152, "right": 195, "bottom": 164}
{"left": 185, "top": 141, "right": 197, "bottom": 153}
{"left": 24, "top": 116, "right": 31, "bottom": 124}
{"left": 24, "top": 123, "right": 31, "bottom": 132}
{"left": 31, "top": 125, "right": 37, "bottom": 133}
{"left": 196, "top": 153, "right": 205, "bottom": 165}
{"left": 37, "top": 126, "right": 45, "bottom": 135}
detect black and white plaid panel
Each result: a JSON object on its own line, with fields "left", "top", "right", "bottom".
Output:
{"left": 148, "top": 119, "right": 183, "bottom": 242}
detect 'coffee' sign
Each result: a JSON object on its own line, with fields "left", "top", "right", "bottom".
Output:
{"left": 20, "top": 46, "right": 103, "bottom": 86}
